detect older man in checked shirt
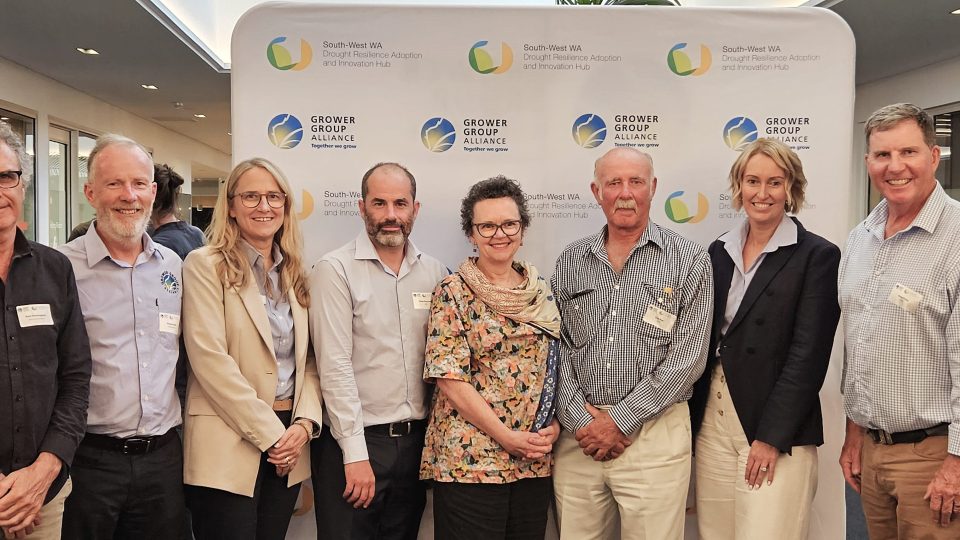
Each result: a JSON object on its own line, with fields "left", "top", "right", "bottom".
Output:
{"left": 839, "top": 103, "right": 960, "bottom": 539}
{"left": 551, "top": 147, "right": 713, "bottom": 540}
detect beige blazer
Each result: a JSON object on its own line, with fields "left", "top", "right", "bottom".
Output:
{"left": 181, "top": 246, "right": 322, "bottom": 497}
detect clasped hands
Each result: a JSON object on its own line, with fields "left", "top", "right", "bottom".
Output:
{"left": 268, "top": 423, "right": 311, "bottom": 477}
{"left": 575, "top": 403, "right": 632, "bottom": 461}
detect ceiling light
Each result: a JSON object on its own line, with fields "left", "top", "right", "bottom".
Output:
{"left": 952, "top": 8, "right": 960, "bottom": 15}
{"left": 194, "top": 114, "right": 206, "bottom": 119}
{"left": 0, "top": 117, "right": 8, "bottom": 121}
{"left": 227, "top": 132, "right": 232, "bottom": 136}
{"left": 76, "top": 47, "right": 99, "bottom": 55}
{"left": 141, "top": 84, "right": 158, "bottom": 90}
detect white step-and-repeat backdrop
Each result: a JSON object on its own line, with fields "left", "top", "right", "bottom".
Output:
{"left": 232, "top": 3, "right": 855, "bottom": 538}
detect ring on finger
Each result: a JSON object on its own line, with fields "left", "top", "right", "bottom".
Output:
{"left": 760, "top": 466, "right": 768, "bottom": 472}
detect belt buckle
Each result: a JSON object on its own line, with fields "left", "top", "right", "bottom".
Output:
{"left": 879, "top": 430, "right": 894, "bottom": 445}
{"left": 388, "top": 422, "right": 409, "bottom": 438}
{"left": 122, "top": 437, "right": 151, "bottom": 454}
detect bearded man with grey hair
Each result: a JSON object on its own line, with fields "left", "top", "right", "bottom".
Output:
{"left": 551, "top": 147, "right": 713, "bottom": 539}
{"left": 59, "top": 134, "right": 186, "bottom": 539}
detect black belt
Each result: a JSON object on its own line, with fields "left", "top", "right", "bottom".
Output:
{"left": 867, "top": 423, "right": 948, "bottom": 445}
{"left": 366, "top": 420, "right": 426, "bottom": 438}
{"left": 82, "top": 429, "right": 178, "bottom": 455}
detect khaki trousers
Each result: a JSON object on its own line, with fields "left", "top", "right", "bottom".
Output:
{"left": 860, "top": 431, "right": 958, "bottom": 539}
{"left": 694, "top": 365, "right": 817, "bottom": 540}
{"left": 553, "top": 401, "right": 691, "bottom": 540}
{"left": 1, "top": 477, "right": 71, "bottom": 540}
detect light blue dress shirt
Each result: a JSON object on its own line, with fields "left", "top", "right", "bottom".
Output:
{"left": 59, "top": 223, "right": 182, "bottom": 438}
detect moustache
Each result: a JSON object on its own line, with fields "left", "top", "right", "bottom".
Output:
{"left": 614, "top": 199, "right": 637, "bottom": 209}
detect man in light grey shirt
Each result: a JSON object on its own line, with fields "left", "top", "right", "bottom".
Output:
{"left": 839, "top": 103, "right": 960, "bottom": 538}
{"left": 309, "top": 162, "right": 447, "bottom": 540}
{"left": 59, "top": 134, "right": 186, "bottom": 539}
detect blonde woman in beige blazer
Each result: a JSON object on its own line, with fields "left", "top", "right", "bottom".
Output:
{"left": 181, "top": 157, "right": 322, "bottom": 540}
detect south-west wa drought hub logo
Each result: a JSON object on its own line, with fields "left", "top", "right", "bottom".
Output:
{"left": 665, "top": 191, "right": 709, "bottom": 224}
{"left": 667, "top": 43, "right": 711, "bottom": 76}
{"left": 723, "top": 116, "right": 758, "bottom": 151}
{"left": 268, "top": 114, "right": 303, "bottom": 149}
{"left": 572, "top": 114, "right": 606, "bottom": 149}
{"left": 267, "top": 37, "right": 312, "bottom": 71}
{"left": 469, "top": 41, "right": 513, "bottom": 74}
{"left": 421, "top": 118, "right": 456, "bottom": 152}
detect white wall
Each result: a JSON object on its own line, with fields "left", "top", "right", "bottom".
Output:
{"left": 0, "top": 56, "right": 231, "bottom": 243}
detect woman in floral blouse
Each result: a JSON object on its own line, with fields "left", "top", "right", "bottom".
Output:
{"left": 420, "top": 175, "right": 562, "bottom": 540}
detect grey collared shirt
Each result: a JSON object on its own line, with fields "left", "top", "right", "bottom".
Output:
{"left": 552, "top": 221, "right": 714, "bottom": 436}
{"left": 59, "top": 223, "right": 182, "bottom": 438}
{"left": 840, "top": 184, "right": 960, "bottom": 456}
{"left": 309, "top": 233, "right": 448, "bottom": 463}
{"left": 718, "top": 215, "right": 798, "bottom": 340}
{"left": 241, "top": 241, "right": 295, "bottom": 400}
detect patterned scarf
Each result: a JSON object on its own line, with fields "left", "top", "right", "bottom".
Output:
{"left": 457, "top": 257, "right": 560, "bottom": 338}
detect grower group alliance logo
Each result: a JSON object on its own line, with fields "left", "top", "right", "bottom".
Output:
{"left": 664, "top": 191, "right": 709, "bottom": 224}
{"left": 468, "top": 41, "right": 514, "bottom": 74}
{"left": 267, "top": 114, "right": 304, "bottom": 149}
{"left": 267, "top": 37, "right": 313, "bottom": 71}
{"left": 723, "top": 116, "right": 759, "bottom": 150}
{"left": 572, "top": 114, "right": 606, "bottom": 149}
{"left": 667, "top": 43, "right": 711, "bottom": 76}
{"left": 421, "top": 117, "right": 456, "bottom": 152}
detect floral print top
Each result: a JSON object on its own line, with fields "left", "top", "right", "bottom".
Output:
{"left": 420, "top": 272, "right": 553, "bottom": 484}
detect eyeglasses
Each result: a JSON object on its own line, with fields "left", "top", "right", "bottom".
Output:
{"left": 232, "top": 191, "right": 287, "bottom": 208}
{"left": 473, "top": 220, "right": 522, "bottom": 238}
{"left": 0, "top": 170, "right": 22, "bottom": 189}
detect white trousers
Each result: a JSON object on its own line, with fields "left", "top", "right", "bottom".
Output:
{"left": 554, "top": 401, "right": 691, "bottom": 540}
{"left": 694, "top": 365, "right": 817, "bottom": 540}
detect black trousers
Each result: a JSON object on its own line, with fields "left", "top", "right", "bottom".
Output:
{"left": 311, "top": 424, "right": 426, "bottom": 540}
{"left": 184, "top": 410, "right": 300, "bottom": 540}
{"left": 62, "top": 430, "right": 186, "bottom": 540}
{"left": 433, "top": 477, "right": 553, "bottom": 540}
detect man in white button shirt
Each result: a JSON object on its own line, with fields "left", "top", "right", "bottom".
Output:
{"left": 59, "top": 134, "right": 186, "bottom": 539}
{"left": 839, "top": 103, "right": 960, "bottom": 538}
{"left": 309, "top": 163, "right": 447, "bottom": 539}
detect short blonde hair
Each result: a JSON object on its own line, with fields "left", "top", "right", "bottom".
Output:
{"left": 206, "top": 157, "right": 309, "bottom": 308}
{"left": 728, "top": 138, "right": 807, "bottom": 214}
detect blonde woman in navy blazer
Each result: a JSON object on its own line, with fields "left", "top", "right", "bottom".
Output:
{"left": 690, "top": 138, "right": 840, "bottom": 540}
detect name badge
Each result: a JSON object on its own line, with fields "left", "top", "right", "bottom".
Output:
{"left": 159, "top": 312, "right": 181, "bottom": 334}
{"left": 888, "top": 283, "right": 922, "bottom": 313}
{"left": 642, "top": 304, "right": 676, "bottom": 332}
{"left": 412, "top": 292, "right": 432, "bottom": 310}
{"left": 16, "top": 304, "right": 54, "bottom": 327}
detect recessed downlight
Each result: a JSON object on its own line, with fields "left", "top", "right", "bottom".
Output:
{"left": 141, "top": 84, "right": 159, "bottom": 90}
{"left": 76, "top": 47, "right": 100, "bottom": 55}
{"left": 194, "top": 114, "right": 206, "bottom": 119}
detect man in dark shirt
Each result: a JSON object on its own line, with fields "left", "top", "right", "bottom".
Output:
{"left": 0, "top": 123, "right": 91, "bottom": 539}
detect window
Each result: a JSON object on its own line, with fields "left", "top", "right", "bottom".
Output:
{"left": 71, "top": 132, "right": 97, "bottom": 235}
{"left": 0, "top": 109, "right": 36, "bottom": 240}
{"left": 48, "top": 126, "right": 69, "bottom": 246}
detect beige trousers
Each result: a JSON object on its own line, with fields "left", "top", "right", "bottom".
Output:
{"left": 554, "top": 401, "right": 691, "bottom": 540}
{"left": 1, "top": 477, "right": 71, "bottom": 540}
{"left": 694, "top": 365, "right": 817, "bottom": 540}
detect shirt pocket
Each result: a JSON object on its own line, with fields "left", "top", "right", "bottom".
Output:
{"left": 557, "top": 287, "right": 607, "bottom": 350}
{"left": 636, "top": 280, "right": 678, "bottom": 345}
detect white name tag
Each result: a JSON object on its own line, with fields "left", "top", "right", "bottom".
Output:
{"left": 888, "top": 283, "right": 922, "bottom": 313}
{"left": 159, "top": 312, "right": 180, "bottom": 334}
{"left": 16, "top": 304, "right": 53, "bottom": 327}
{"left": 412, "top": 292, "right": 432, "bottom": 310}
{"left": 642, "top": 304, "right": 676, "bottom": 332}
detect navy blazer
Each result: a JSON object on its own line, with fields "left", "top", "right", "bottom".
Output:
{"left": 690, "top": 218, "right": 840, "bottom": 453}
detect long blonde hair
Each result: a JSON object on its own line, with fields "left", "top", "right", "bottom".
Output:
{"left": 206, "top": 158, "right": 310, "bottom": 307}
